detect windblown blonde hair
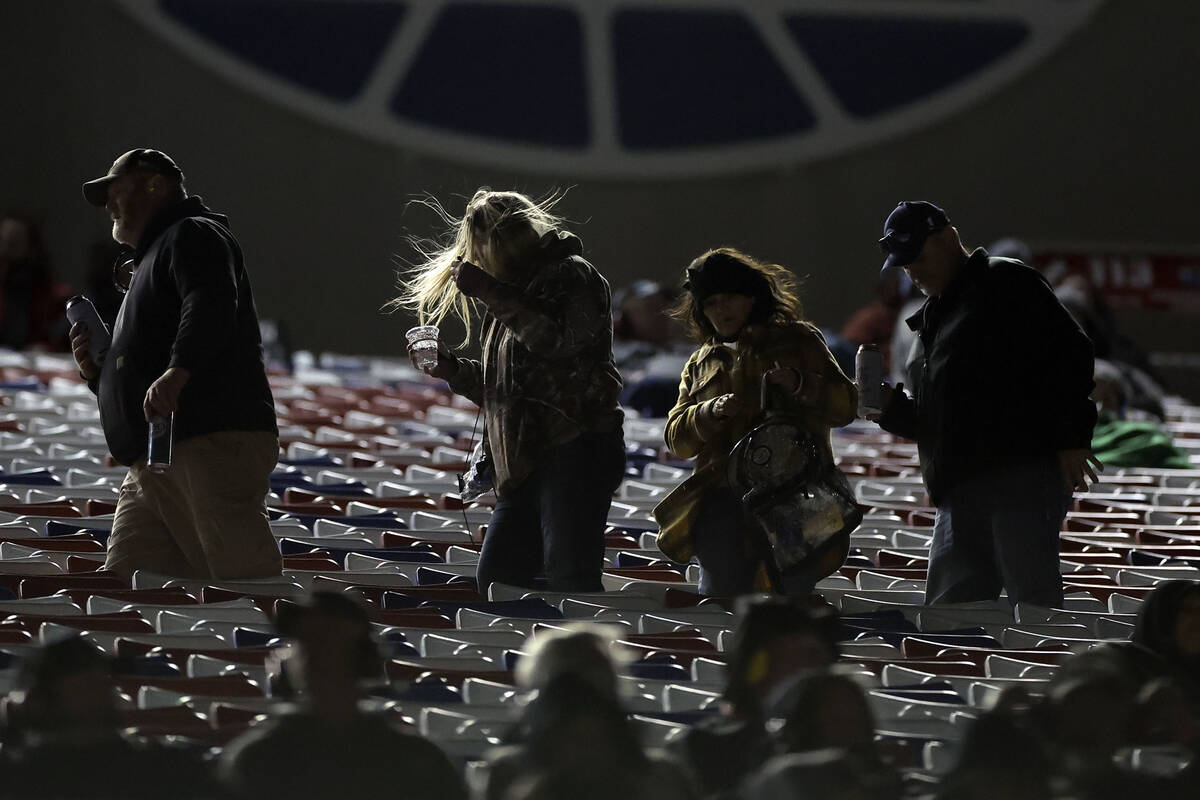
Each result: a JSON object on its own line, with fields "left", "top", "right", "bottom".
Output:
{"left": 391, "top": 188, "right": 567, "bottom": 340}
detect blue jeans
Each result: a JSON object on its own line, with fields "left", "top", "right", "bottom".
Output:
{"left": 926, "top": 457, "right": 1072, "bottom": 607}
{"left": 476, "top": 430, "right": 626, "bottom": 592}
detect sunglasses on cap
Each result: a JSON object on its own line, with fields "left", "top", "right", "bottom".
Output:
{"left": 878, "top": 225, "right": 944, "bottom": 259}
{"left": 877, "top": 230, "right": 914, "bottom": 253}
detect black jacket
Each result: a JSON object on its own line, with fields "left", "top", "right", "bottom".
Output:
{"left": 878, "top": 249, "right": 1096, "bottom": 505}
{"left": 91, "top": 196, "right": 276, "bottom": 465}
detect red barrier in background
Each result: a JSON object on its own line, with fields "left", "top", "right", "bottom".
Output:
{"left": 1034, "top": 249, "right": 1200, "bottom": 312}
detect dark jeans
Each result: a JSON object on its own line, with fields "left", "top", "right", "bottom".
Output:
{"left": 692, "top": 488, "right": 824, "bottom": 598}
{"left": 926, "top": 456, "right": 1072, "bottom": 607}
{"left": 476, "top": 429, "right": 626, "bottom": 593}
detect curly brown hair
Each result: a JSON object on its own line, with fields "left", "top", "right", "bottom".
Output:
{"left": 669, "top": 247, "right": 805, "bottom": 343}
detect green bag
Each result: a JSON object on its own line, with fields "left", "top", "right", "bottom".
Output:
{"left": 1091, "top": 417, "right": 1191, "bottom": 469}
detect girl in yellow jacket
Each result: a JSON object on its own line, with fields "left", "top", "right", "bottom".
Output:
{"left": 654, "top": 248, "right": 857, "bottom": 597}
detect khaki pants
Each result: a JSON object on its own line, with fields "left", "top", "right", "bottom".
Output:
{"left": 106, "top": 430, "right": 283, "bottom": 581}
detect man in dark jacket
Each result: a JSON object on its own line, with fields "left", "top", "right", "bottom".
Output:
{"left": 869, "top": 201, "right": 1100, "bottom": 607}
{"left": 71, "top": 149, "right": 281, "bottom": 580}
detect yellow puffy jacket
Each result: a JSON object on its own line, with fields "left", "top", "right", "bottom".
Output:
{"left": 653, "top": 321, "right": 857, "bottom": 585}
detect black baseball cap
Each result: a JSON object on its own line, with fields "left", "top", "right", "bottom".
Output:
{"left": 878, "top": 201, "right": 949, "bottom": 273}
{"left": 683, "top": 251, "right": 768, "bottom": 303}
{"left": 82, "top": 148, "right": 185, "bottom": 207}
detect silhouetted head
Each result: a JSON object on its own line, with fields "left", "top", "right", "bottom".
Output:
{"left": 779, "top": 670, "right": 876, "bottom": 755}
{"left": 723, "top": 597, "right": 841, "bottom": 719}
{"left": 274, "top": 590, "right": 382, "bottom": 696}
{"left": 938, "top": 711, "right": 1053, "bottom": 800}
{"left": 878, "top": 201, "right": 969, "bottom": 298}
{"left": 13, "top": 636, "right": 119, "bottom": 741}
{"left": 1134, "top": 580, "right": 1200, "bottom": 666}
{"left": 515, "top": 623, "right": 631, "bottom": 702}
{"left": 82, "top": 149, "right": 187, "bottom": 248}
{"left": 672, "top": 248, "right": 804, "bottom": 343}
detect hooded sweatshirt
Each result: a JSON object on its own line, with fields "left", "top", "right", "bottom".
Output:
{"left": 90, "top": 196, "right": 276, "bottom": 465}
{"left": 447, "top": 231, "right": 624, "bottom": 493}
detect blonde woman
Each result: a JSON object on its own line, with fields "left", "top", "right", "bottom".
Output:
{"left": 400, "top": 190, "right": 625, "bottom": 592}
{"left": 654, "top": 248, "right": 857, "bottom": 597}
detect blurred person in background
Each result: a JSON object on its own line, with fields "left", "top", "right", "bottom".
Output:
{"left": 0, "top": 212, "right": 72, "bottom": 350}
{"left": 670, "top": 597, "right": 841, "bottom": 795}
{"left": 744, "top": 668, "right": 901, "bottom": 799}
{"left": 220, "top": 591, "right": 465, "bottom": 800}
{"left": 654, "top": 247, "right": 857, "bottom": 598}
{"left": 1033, "top": 648, "right": 1165, "bottom": 799}
{"left": 612, "top": 279, "right": 692, "bottom": 418}
{"left": 775, "top": 670, "right": 882, "bottom": 758}
{"left": 483, "top": 625, "right": 696, "bottom": 800}
{"left": 1088, "top": 360, "right": 1191, "bottom": 469}
{"left": 741, "top": 747, "right": 901, "bottom": 800}
{"left": 935, "top": 709, "right": 1054, "bottom": 800}
{"left": 839, "top": 268, "right": 907, "bottom": 377}
{"left": 1, "top": 636, "right": 215, "bottom": 799}
{"left": 1113, "top": 580, "right": 1200, "bottom": 718}
{"left": 400, "top": 189, "right": 625, "bottom": 593}
{"left": 1066, "top": 603, "right": 1200, "bottom": 796}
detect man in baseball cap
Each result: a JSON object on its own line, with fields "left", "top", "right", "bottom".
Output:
{"left": 82, "top": 148, "right": 185, "bottom": 207}
{"left": 71, "top": 148, "right": 281, "bottom": 583}
{"left": 877, "top": 200, "right": 953, "bottom": 292}
{"left": 865, "top": 200, "right": 1100, "bottom": 609}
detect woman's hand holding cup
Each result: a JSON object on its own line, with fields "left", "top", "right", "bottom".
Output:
{"left": 406, "top": 326, "right": 458, "bottom": 380}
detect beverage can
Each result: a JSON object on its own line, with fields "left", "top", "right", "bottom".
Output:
{"left": 65, "top": 295, "right": 111, "bottom": 366}
{"left": 147, "top": 413, "right": 174, "bottom": 473}
{"left": 855, "top": 344, "right": 884, "bottom": 417}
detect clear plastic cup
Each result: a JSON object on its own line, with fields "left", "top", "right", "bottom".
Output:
{"left": 406, "top": 325, "right": 440, "bottom": 371}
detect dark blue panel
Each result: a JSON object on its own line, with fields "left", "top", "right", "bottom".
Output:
{"left": 234, "top": 627, "right": 282, "bottom": 647}
{"left": 160, "top": 0, "right": 406, "bottom": 101}
{"left": 392, "top": 5, "right": 588, "bottom": 147}
{"left": 613, "top": 10, "right": 815, "bottom": 149}
{"left": 0, "top": 469, "right": 60, "bottom": 486}
{"left": 384, "top": 677, "right": 461, "bottom": 702}
{"left": 0, "top": 379, "right": 42, "bottom": 391}
{"left": 278, "top": 455, "right": 343, "bottom": 467}
{"left": 786, "top": 15, "right": 1028, "bottom": 118}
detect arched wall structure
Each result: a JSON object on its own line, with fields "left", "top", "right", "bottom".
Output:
{"left": 3, "top": 0, "right": 1198, "bottom": 393}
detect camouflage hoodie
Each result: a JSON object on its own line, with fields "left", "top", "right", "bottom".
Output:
{"left": 447, "top": 231, "right": 624, "bottom": 494}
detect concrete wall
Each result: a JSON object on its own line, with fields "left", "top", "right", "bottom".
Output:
{"left": 4, "top": 1, "right": 1198, "bottom": 384}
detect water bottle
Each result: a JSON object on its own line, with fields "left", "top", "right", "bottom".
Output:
{"left": 147, "top": 413, "right": 174, "bottom": 473}
{"left": 855, "top": 344, "right": 884, "bottom": 418}
{"left": 65, "top": 295, "right": 111, "bottom": 367}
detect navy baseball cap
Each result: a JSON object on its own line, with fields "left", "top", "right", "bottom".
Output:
{"left": 82, "top": 149, "right": 185, "bottom": 207}
{"left": 878, "top": 201, "right": 949, "bottom": 273}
